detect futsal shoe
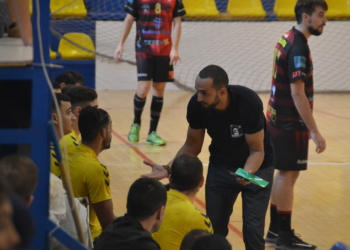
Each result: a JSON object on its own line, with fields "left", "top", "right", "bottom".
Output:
{"left": 275, "top": 230, "right": 317, "bottom": 250}
{"left": 146, "top": 132, "right": 166, "bottom": 146}
{"left": 265, "top": 230, "right": 278, "bottom": 245}
{"left": 128, "top": 124, "right": 140, "bottom": 143}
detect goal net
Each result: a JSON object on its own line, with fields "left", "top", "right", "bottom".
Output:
{"left": 48, "top": 0, "right": 350, "bottom": 92}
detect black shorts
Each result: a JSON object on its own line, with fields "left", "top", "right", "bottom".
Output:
{"left": 136, "top": 52, "right": 174, "bottom": 82}
{"left": 269, "top": 126, "right": 310, "bottom": 171}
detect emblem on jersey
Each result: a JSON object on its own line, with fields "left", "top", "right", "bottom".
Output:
{"left": 230, "top": 125, "right": 243, "bottom": 138}
{"left": 294, "top": 56, "right": 306, "bottom": 68}
{"left": 142, "top": 4, "right": 150, "bottom": 12}
{"left": 153, "top": 17, "right": 162, "bottom": 29}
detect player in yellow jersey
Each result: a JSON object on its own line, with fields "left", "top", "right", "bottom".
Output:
{"left": 67, "top": 106, "right": 115, "bottom": 241}
{"left": 153, "top": 154, "right": 213, "bottom": 250}
{"left": 60, "top": 86, "right": 98, "bottom": 151}
{"left": 51, "top": 93, "right": 76, "bottom": 178}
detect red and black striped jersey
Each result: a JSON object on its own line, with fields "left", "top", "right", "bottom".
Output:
{"left": 266, "top": 27, "right": 314, "bottom": 131}
{"left": 125, "top": 0, "right": 186, "bottom": 56}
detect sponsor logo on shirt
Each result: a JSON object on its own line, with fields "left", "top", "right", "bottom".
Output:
{"left": 138, "top": 73, "right": 148, "bottom": 77}
{"left": 142, "top": 4, "right": 150, "bottom": 12}
{"left": 144, "top": 39, "right": 169, "bottom": 45}
{"left": 141, "top": 29, "right": 171, "bottom": 34}
{"left": 230, "top": 125, "right": 243, "bottom": 138}
{"left": 267, "top": 105, "right": 277, "bottom": 124}
{"left": 165, "top": 5, "right": 172, "bottom": 13}
{"left": 153, "top": 17, "right": 162, "bottom": 29}
{"left": 297, "top": 159, "right": 308, "bottom": 164}
{"left": 294, "top": 56, "right": 306, "bottom": 68}
{"left": 283, "top": 33, "right": 289, "bottom": 39}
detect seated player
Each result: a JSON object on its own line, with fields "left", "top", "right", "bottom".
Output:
{"left": 152, "top": 154, "right": 213, "bottom": 250}
{"left": 60, "top": 85, "right": 98, "bottom": 150}
{"left": 0, "top": 155, "right": 37, "bottom": 248}
{"left": 191, "top": 234, "right": 232, "bottom": 250}
{"left": 67, "top": 106, "right": 115, "bottom": 241}
{"left": 51, "top": 93, "right": 76, "bottom": 178}
{"left": 54, "top": 71, "right": 85, "bottom": 90}
{"left": 180, "top": 229, "right": 212, "bottom": 250}
{"left": 94, "top": 178, "right": 167, "bottom": 250}
{"left": 0, "top": 181, "right": 20, "bottom": 250}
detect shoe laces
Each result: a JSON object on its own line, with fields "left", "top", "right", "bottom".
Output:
{"left": 290, "top": 231, "right": 306, "bottom": 244}
{"left": 150, "top": 132, "right": 161, "bottom": 139}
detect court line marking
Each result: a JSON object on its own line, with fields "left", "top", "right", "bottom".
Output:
{"left": 313, "top": 109, "right": 350, "bottom": 120}
{"left": 111, "top": 130, "right": 244, "bottom": 239}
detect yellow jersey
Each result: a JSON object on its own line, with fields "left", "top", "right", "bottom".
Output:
{"left": 67, "top": 143, "right": 112, "bottom": 240}
{"left": 152, "top": 189, "right": 213, "bottom": 250}
{"left": 50, "top": 143, "right": 61, "bottom": 178}
{"left": 60, "top": 130, "right": 80, "bottom": 152}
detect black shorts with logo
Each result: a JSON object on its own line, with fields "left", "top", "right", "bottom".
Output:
{"left": 268, "top": 125, "right": 310, "bottom": 171}
{"left": 136, "top": 52, "right": 174, "bottom": 82}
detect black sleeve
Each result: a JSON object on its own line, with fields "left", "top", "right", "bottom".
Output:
{"left": 241, "top": 102, "right": 265, "bottom": 135}
{"left": 124, "top": 0, "right": 138, "bottom": 18}
{"left": 173, "top": 0, "right": 186, "bottom": 18}
{"left": 186, "top": 95, "right": 205, "bottom": 130}
{"left": 287, "top": 47, "right": 309, "bottom": 83}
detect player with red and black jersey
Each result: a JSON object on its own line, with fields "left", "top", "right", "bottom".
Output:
{"left": 114, "top": 0, "right": 185, "bottom": 146}
{"left": 265, "top": 1, "right": 328, "bottom": 249}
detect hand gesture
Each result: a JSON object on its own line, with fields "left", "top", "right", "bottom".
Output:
{"left": 310, "top": 131, "right": 326, "bottom": 153}
{"left": 141, "top": 160, "right": 168, "bottom": 180}
{"left": 170, "top": 48, "right": 180, "bottom": 66}
{"left": 114, "top": 44, "right": 123, "bottom": 63}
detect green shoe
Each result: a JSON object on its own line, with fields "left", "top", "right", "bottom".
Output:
{"left": 128, "top": 124, "right": 140, "bottom": 143}
{"left": 146, "top": 132, "right": 166, "bottom": 146}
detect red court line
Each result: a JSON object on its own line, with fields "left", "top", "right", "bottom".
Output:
{"left": 112, "top": 129, "right": 243, "bottom": 239}
{"left": 313, "top": 109, "right": 350, "bottom": 120}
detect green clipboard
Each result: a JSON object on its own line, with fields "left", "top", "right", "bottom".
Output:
{"left": 228, "top": 168, "right": 269, "bottom": 188}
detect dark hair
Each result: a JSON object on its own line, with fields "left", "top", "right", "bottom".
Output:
{"left": 127, "top": 178, "right": 167, "bottom": 221}
{"left": 180, "top": 229, "right": 212, "bottom": 250}
{"left": 79, "top": 106, "right": 110, "bottom": 143}
{"left": 191, "top": 234, "right": 232, "bottom": 250}
{"left": 198, "top": 65, "right": 229, "bottom": 90}
{"left": 0, "top": 155, "right": 38, "bottom": 200}
{"left": 170, "top": 154, "right": 203, "bottom": 192}
{"left": 62, "top": 86, "right": 97, "bottom": 110}
{"left": 52, "top": 93, "right": 71, "bottom": 113}
{"left": 54, "top": 71, "right": 85, "bottom": 86}
{"left": 295, "top": 0, "right": 328, "bottom": 24}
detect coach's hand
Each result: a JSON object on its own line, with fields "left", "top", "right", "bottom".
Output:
{"left": 311, "top": 131, "right": 326, "bottom": 153}
{"left": 141, "top": 160, "right": 168, "bottom": 180}
{"left": 114, "top": 45, "right": 123, "bottom": 63}
{"left": 236, "top": 169, "right": 253, "bottom": 186}
{"left": 170, "top": 48, "right": 180, "bottom": 66}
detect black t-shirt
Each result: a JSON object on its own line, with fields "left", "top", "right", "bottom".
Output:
{"left": 124, "top": 0, "right": 186, "bottom": 56}
{"left": 187, "top": 85, "right": 274, "bottom": 171}
{"left": 266, "top": 27, "right": 313, "bottom": 131}
{"left": 94, "top": 214, "right": 160, "bottom": 250}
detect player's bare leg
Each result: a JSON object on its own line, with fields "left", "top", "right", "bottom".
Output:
{"left": 146, "top": 82, "right": 166, "bottom": 146}
{"left": 128, "top": 81, "right": 152, "bottom": 143}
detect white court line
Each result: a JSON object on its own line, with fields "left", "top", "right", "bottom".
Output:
{"left": 203, "top": 163, "right": 350, "bottom": 166}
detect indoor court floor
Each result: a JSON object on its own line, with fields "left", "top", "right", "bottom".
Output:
{"left": 97, "top": 90, "right": 350, "bottom": 250}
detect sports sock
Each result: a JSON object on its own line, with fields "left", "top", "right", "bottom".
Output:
{"left": 277, "top": 210, "right": 292, "bottom": 233}
{"left": 149, "top": 96, "right": 163, "bottom": 134}
{"left": 268, "top": 203, "right": 279, "bottom": 233}
{"left": 133, "top": 94, "right": 146, "bottom": 125}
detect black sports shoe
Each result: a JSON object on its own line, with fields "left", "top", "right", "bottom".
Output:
{"left": 265, "top": 230, "right": 278, "bottom": 245}
{"left": 275, "top": 230, "right": 317, "bottom": 250}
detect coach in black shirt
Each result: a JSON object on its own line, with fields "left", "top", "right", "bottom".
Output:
{"left": 143, "top": 65, "right": 274, "bottom": 250}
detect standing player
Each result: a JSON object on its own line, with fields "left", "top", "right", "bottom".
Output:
{"left": 114, "top": 0, "right": 185, "bottom": 146}
{"left": 143, "top": 65, "right": 275, "bottom": 250}
{"left": 265, "top": 1, "right": 327, "bottom": 249}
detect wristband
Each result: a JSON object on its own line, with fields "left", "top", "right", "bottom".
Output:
{"left": 162, "top": 165, "right": 171, "bottom": 177}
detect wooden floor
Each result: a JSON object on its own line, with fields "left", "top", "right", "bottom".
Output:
{"left": 97, "top": 90, "right": 350, "bottom": 250}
